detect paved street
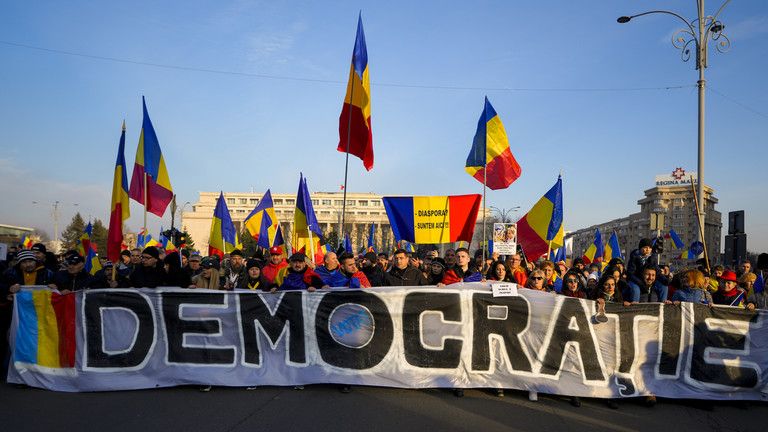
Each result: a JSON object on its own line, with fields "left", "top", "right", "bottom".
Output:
{"left": 2, "top": 383, "right": 765, "bottom": 432}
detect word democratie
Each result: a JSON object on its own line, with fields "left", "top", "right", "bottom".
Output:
{"left": 70, "top": 286, "right": 762, "bottom": 396}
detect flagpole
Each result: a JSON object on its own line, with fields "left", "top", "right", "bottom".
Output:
{"left": 340, "top": 76, "right": 355, "bottom": 249}
{"left": 143, "top": 172, "right": 148, "bottom": 237}
{"left": 689, "top": 175, "right": 710, "bottom": 272}
{"left": 482, "top": 165, "right": 487, "bottom": 269}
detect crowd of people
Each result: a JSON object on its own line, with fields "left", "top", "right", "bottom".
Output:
{"left": 1, "top": 238, "right": 765, "bottom": 406}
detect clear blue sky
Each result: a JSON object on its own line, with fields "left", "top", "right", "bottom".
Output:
{"left": 1, "top": 1, "right": 766, "bottom": 252}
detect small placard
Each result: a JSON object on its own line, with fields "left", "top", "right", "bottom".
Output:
{"left": 491, "top": 282, "right": 518, "bottom": 297}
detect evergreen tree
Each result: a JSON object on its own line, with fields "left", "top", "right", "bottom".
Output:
{"left": 180, "top": 229, "right": 195, "bottom": 253}
{"left": 91, "top": 219, "right": 108, "bottom": 256}
{"left": 61, "top": 212, "right": 86, "bottom": 251}
{"left": 240, "top": 231, "right": 259, "bottom": 258}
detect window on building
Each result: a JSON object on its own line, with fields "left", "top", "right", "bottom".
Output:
{"left": 227, "top": 198, "right": 235, "bottom": 204}
{"left": 370, "top": 200, "right": 380, "bottom": 207}
{"left": 312, "top": 200, "right": 319, "bottom": 205}
{"left": 237, "top": 209, "right": 246, "bottom": 213}
{"left": 359, "top": 200, "right": 368, "bottom": 206}
{"left": 274, "top": 199, "right": 283, "bottom": 205}
{"left": 358, "top": 212, "right": 367, "bottom": 215}
{"left": 334, "top": 200, "right": 343, "bottom": 206}
{"left": 286, "top": 199, "right": 295, "bottom": 206}
{"left": 250, "top": 199, "right": 259, "bottom": 204}
{"left": 240, "top": 198, "right": 248, "bottom": 204}
{"left": 321, "top": 199, "right": 332, "bottom": 206}
{"left": 320, "top": 211, "right": 330, "bottom": 215}
{"left": 347, "top": 200, "right": 355, "bottom": 206}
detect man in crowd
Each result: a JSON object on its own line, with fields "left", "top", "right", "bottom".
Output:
{"left": 636, "top": 263, "right": 668, "bottom": 303}
{"left": 51, "top": 254, "right": 95, "bottom": 293}
{"left": 129, "top": 248, "right": 142, "bottom": 271}
{"left": 384, "top": 249, "right": 428, "bottom": 286}
{"left": 361, "top": 252, "right": 385, "bottom": 287}
{"left": 626, "top": 238, "right": 658, "bottom": 302}
{"left": 274, "top": 253, "right": 327, "bottom": 291}
{"left": 223, "top": 249, "right": 247, "bottom": 289}
{"left": 376, "top": 253, "right": 389, "bottom": 272}
{"left": 440, "top": 248, "right": 482, "bottom": 285}
{"left": 190, "top": 257, "right": 221, "bottom": 289}
{"left": 130, "top": 247, "right": 166, "bottom": 288}
{"left": 262, "top": 246, "right": 288, "bottom": 284}
{"left": 187, "top": 254, "right": 203, "bottom": 277}
{"left": 338, "top": 253, "right": 371, "bottom": 288}
{"left": 315, "top": 252, "right": 347, "bottom": 287}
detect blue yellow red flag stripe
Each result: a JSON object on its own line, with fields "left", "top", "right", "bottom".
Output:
{"left": 383, "top": 195, "right": 481, "bottom": 244}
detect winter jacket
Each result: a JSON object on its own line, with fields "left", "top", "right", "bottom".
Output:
{"left": 275, "top": 267, "right": 325, "bottom": 291}
{"left": 339, "top": 270, "right": 371, "bottom": 288}
{"left": 626, "top": 249, "right": 659, "bottom": 286}
{"left": 52, "top": 269, "right": 96, "bottom": 292}
{"left": 362, "top": 264, "right": 385, "bottom": 287}
{"left": 130, "top": 264, "right": 167, "bottom": 288}
{"left": 314, "top": 265, "right": 348, "bottom": 288}
{"left": 384, "top": 265, "right": 429, "bottom": 287}
{"left": 441, "top": 265, "right": 482, "bottom": 285}
{"left": 262, "top": 260, "right": 288, "bottom": 284}
{"left": 1, "top": 265, "right": 55, "bottom": 297}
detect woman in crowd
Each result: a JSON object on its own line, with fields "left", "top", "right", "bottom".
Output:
{"left": 236, "top": 259, "right": 273, "bottom": 291}
{"left": 428, "top": 257, "right": 447, "bottom": 285}
{"left": 486, "top": 260, "right": 515, "bottom": 283}
{"left": 524, "top": 269, "right": 548, "bottom": 291}
{"left": 670, "top": 269, "right": 711, "bottom": 305}
{"left": 561, "top": 270, "right": 586, "bottom": 299}
{"left": 712, "top": 269, "right": 746, "bottom": 308}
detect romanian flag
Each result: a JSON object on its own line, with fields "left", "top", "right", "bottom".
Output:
{"left": 667, "top": 229, "right": 685, "bottom": 249}
{"left": 549, "top": 247, "right": 566, "bottom": 263}
{"left": 20, "top": 234, "right": 33, "bottom": 249}
{"left": 383, "top": 195, "right": 481, "bottom": 244}
{"left": 107, "top": 121, "right": 131, "bottom": 263}
{"left": 159, "top": 230, "right": 177, "bottom": 253}
{"left": 337, "top": 14, "right": 373, "bottom": 171}
{"left": 13, "top": 289, "right": 76, "bottom": 369}
{"left": 293, "top": 174, "right": 323, "bottom": 257}
{"left": 582, "top": 229, "right": 603, "bottom": 264}
{"left": 128, "top": 97, "right": 173, "bottom": 217}
{"left": 465, "top": 97, "right": 522, "bottom": 190}
{"left": 367, "top": 222, "right": 376, "bottom": 253}
{"left": 209, "top": 192, "right": 241, "bottom": 259}
{"left": 244, "top": 190, "right": 283, "bottom": 249}
{"left": 344, "top": 233, "right": 353, "bottom": 254}
{"left": 603, "top": 231, "right": 623, "bottom": 265}
{"left": 136, "top": 229, "right": 158, "bottom": 249}
{"left": 516, "top": 176, "right": 564, "bottom": 260}
{"left": 78, "top": 223, "right": 102, "bottom": 275}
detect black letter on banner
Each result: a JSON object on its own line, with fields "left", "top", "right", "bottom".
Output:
{"left": 605, "top": 303, "right": 661, "bottom": 374}
{"left": 240, "top": 292, "right": 305, "bottom": 365}
{"left": 690, "top": 305, "right": 760, "bottom": 388}
{"left": 315, "top": 291, "right": 394, "bottom": 370}
{"left": 162, "top": 293, "right": 235, "bottom": 365}
{"left": 402, "top": 292, "right": 462, "bottom": 368}
{"left": 84, "top": 291, "right": 154, "bottom": 368}
{"left": 471, "top": 293, "right": 532, "bottom": 372}
{"left": 658, "top": 304, "right": 683, "bottom": 377}
{"left": 540, "top": 297, "right": 604, "bottom": 381}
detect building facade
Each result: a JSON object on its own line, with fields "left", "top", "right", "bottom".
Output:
{"left": 182, "top": 191, "right": 398, "bottom": 254}
{"left": 568, "top": 169, "right": 721, "bottom": 267}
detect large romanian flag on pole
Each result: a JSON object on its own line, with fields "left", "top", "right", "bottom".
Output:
{"left": 582, "top": 229, "right": 604, "bottom": 265}
{"left": 128, "top": 97, "right": 173, "bottom": 217}
{"left": 243, "top": 190, "right": 283, "bottom": 249}
{"left": 465, "top": 97, "right": 521, "bottom": 190}
{"left": 107, "top": 121, "right": 130, "bottom": 264}
{"left": 516, "top": 176, "right": 564, "bottom": 260}
{"left": 208, "top": 192, "right": 241, "bottom": 259}
{"left": 603, "top": 231, "right": 623, "bottom": 264}
{"left": 337, "top": 13, "right": 373, "bottom": 171}
{"left": 382, "top": 195, "right": 481, "bottom": 244}
{"left": 293, "top": 174, "right": 323, "bottom": 256}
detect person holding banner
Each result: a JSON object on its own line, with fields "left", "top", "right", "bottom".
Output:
{"left": 235, "top": 259, "right": 273, "bottom": 291}
{"left": 337, "top": 253, "right": 371, "bottom": 288}
{"left": 360, "top": 252, "right": 385, "bottom": 287}
{"left": 262, "top": 246, "right": 288, "bottom": 284}
{"left": 439, "top": 248, "right": 483, "bottom": 286}
{"left": 129, "top": 247, "right": 166, "bottom": 289}
{"left": 712, "top": 270, "right": 746, "bottom": 308}
{"left": 486, "top": 260, "right": 514, "bottom": 283}
{"left": 561, "top": 270, "right": 587, "bottom": 299}
{"left": 384, "top": 249, "right": 428, "bottom": 287}
{"left": 525, "top": 269, "right": 548, "bottom": 292}
{"left": 274, "top": 253, "right": 327, "bottom": 292}
{"left": 190, "top": 258, "right": 221, "bottom": 290}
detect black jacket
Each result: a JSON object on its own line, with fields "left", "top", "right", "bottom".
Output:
{"left": 130, "top": 264, "right": 167, "bottom": 288}
{"left": 362, "top": 264, "right": 385, "bottom": 287}
{"left": 384, "top": 265, "right": 428, "bottom": 287}
{"left": 52, "top": 269, "right": 95, "bottom": 292}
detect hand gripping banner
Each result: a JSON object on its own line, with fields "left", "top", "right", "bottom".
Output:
{"left": 7, "top": 285, "right": 768, "bottom": 398}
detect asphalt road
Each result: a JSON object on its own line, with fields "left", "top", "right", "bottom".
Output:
{"left": 2, "top": 383, "right": 765, "bottom": 432}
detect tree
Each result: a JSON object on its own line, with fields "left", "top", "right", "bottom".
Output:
{"left": 91, "top": 219, "right": 108, "bottom": 256}
{"left": 240, "top": 231, "right": 259, "bottom": 258}
{"left": 61, "top": 213, "right": 86, "bottom": 251}
{"left": 30, "top": 228, "right": 50, "bottom": 242}
{"left": 179, "top": 229, "right": 195, "bottom": 253}
{"left": 325, "top": 231, "right": 340, "bottom": 250}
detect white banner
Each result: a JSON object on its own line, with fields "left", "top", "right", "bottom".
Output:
{"left": 7, "top": 285, "right": 768, "bottom": 399}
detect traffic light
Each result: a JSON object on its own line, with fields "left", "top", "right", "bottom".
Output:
{"left": 652, "top": 236, "right": 664, "bottom": 255}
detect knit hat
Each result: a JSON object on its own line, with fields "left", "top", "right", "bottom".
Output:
{"left": 31, "top": 243, "right": 47, "bottom": 253}
{"left": 363, "top": 252, "right": 377, "bottom": 263}
{"left": 142, "top": 247, "right": 159, "bottom": 259}
{"left": 230, "top": 249, "right": 244, "bottom": 257}
{"left": 638, "top": 238, "right": 653, "bottom": 249}
{"left": 587, "top": 272, "right": 599, "bottom": 282}
{"left": 720, "top": 270, "right": 738, "bottom": 283}
{"left": 289, "top": 252, "right": 306, "bottom": 262}
{"left": 16, "top": 250, "right": 37, "bottom": 263}
{"left": 246, "top": 258, "right": 263, "bottom": 270}
{"left": 431, "top": 257, "right": 447, "bottom": 268}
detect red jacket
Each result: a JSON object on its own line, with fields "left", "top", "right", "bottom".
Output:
{"left": 262, "top": 259, "right": 288, "bottom": 284}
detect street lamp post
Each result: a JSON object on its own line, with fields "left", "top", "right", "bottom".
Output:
{"left": 490, "top": 206, "right": 521, "bottom": 223}
{"left": 618, "top": 0, "right": 731, "bottom": 257}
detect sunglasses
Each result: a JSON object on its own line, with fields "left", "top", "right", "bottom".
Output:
{"left": 531, "top": 276, "right": 544, "bottom": 280}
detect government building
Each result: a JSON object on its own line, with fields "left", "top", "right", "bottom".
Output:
{"left": 567, "top": 168, "right": 721, "bottom": 267}
{"left": 182, "top": 191, "right": 397, "bottom": 254}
